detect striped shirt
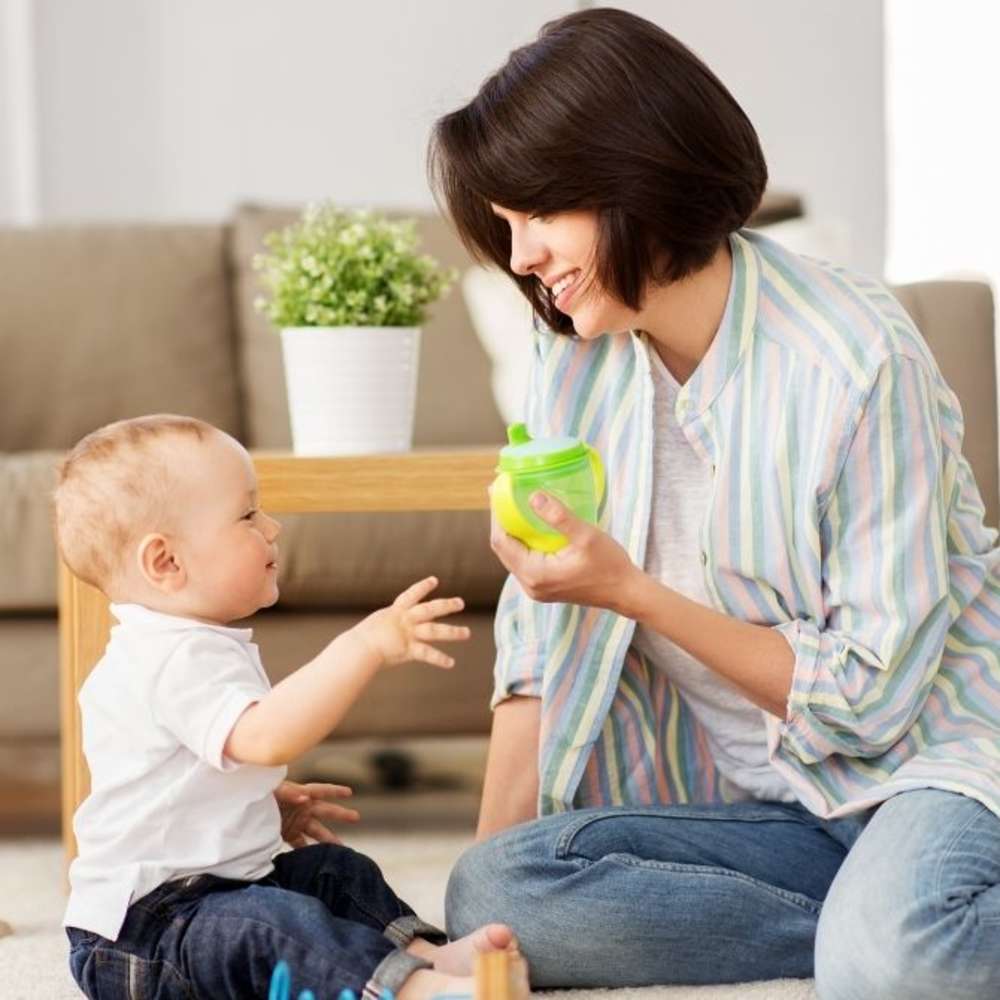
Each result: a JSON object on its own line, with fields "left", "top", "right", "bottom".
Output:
{"left": 493, "top": 229, "right": 1000, "bottom": 819}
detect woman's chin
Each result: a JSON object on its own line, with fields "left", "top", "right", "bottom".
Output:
{"left": 571, "top": 318, "right": 614, "bottom": 341}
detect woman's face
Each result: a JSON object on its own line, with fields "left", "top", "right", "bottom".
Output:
{"left": 491, "top": 205, "right": 635, "bottom": 339}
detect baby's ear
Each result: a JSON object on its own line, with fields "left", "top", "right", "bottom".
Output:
{"left": 136, "top": 533, "right": 184, "bottom": 591}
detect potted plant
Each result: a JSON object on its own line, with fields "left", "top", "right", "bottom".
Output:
{"left": 254, "top": 202, "right": 455, "bottom": 456}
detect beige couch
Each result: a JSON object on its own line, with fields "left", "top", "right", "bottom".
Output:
{"left": 1, "top": 197, "right": 996, "bottom": 831}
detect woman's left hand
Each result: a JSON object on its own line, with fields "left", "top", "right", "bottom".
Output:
{"left": 491, "top": 491, "right": 639, "bottom": 612}
{"left": 275, "top": 780, "right": 360, "bottom": 847}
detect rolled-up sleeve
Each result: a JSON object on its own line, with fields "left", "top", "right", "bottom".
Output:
{"left": 768, "top": 354, "right": 953, "bottom": 765}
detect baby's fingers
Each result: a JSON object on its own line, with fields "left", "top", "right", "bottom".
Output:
{"left": 410, "top": 642, "right": 456, "bottom": 669}
{"left": 411, "top": 596, "right": 465, "bottom": 622}
{"left": 307, "top": 819, "right": 342, "bottom": 844}
{"left": 393, "top": 576, "right": 439, "bottom": 609}
{"left": 414, "top": 622, "right": 471, "bottom": 643}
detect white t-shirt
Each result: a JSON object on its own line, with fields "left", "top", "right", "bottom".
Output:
{"left": 63, "top": 603, "right": 289, "bottom": 940}
{"left": 633, "top": 344, "right": 795, "bottom": 803}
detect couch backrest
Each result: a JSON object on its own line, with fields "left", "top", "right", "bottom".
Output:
{"left": 0, "top": 223, "right": 243, "bottom": 451}
{"left": 2, "top": 214, "right": 996, "bottom": 529}
{"left": 892, "top": 280, "right": 998, "bottom": 529}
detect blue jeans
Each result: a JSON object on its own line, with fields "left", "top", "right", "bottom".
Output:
{"left": 68, "top": 843, "right": 445, "bottom": 1000}
{"left": 447, "top": 789, "right": 1000, "bottom": 998}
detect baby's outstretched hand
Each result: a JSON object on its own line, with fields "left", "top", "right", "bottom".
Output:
{"left": 276, "top": 780, "right": 359, "bottom": 847}
{"left": 358, "top": 576, "right": 470, "bottom": 669}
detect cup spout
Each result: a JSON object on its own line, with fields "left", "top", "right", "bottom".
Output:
{"left": 507, "top": 422, "right": 532, "bottom": 445}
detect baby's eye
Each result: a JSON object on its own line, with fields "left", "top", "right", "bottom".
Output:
{"left": 242, "top": 509, "right": 258, "bottom": 521}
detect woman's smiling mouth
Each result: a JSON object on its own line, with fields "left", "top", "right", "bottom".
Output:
{"left": 548, "top": 269, "right": 581, "bottom": 310}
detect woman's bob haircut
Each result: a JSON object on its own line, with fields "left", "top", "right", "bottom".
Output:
{"left": 428, "top": 7, "right": 768, "bottom": 334}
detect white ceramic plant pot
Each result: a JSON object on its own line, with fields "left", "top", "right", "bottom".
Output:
{"left": 280, "top": 326, "right": 421, "bottom": 456}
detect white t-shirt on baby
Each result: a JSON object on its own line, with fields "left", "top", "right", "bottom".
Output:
{"left": 63, "top": 603, "right": 289, "bottom": 941}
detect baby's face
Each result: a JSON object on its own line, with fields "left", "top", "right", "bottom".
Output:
{"left": 168, "top": 432, "right": 281, "bottom": 624}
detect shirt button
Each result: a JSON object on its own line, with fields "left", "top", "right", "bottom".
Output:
{"left": 700, "top": 551, "right": 708, "bottom": 566}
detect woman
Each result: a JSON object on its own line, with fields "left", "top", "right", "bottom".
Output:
{"left": 428, "top": 8, "right": 1000, "bottom": 999}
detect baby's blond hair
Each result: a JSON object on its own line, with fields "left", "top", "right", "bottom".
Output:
{"left": 53, "top": 414, "right": 217, "bottom": 594}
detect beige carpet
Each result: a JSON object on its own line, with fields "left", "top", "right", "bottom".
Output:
{"left": 0, "top": 825, "right": 816, "bottom": 1000}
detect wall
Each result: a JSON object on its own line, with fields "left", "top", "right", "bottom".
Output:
{"left": 619, "top": 0, "right": 886, "bottom": 275}
{"left": 10, "top": 1, "right": 886, "bottom": 276}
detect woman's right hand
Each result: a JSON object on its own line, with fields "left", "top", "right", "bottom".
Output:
{"left": 356, "top": 575, "right": 470, "bottom": 669}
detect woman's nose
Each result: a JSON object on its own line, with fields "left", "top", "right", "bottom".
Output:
{"left": 509, "top": 223, "right": 547, "bottom": 277}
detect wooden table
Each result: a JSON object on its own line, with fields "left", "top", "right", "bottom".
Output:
{"left": 59, "top": 449, "right": 497, "bottom": 860}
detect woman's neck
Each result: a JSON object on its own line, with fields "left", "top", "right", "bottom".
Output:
{"left": 638, "top": 240, "right": 733, "bottom": 385}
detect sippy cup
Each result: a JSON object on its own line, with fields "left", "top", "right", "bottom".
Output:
{"left": 491, "top": 423, "right": 606, "bottom": 553}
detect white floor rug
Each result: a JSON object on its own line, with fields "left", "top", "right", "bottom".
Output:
{"left": 0, "top": 831, "right": 816, "bottom": 1000}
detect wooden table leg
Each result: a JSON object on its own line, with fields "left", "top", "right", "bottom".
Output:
{"left": 59, "top": 562, "right": 112, "bottom": 864}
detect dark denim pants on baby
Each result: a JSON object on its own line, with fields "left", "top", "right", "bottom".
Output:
{"left": 67, "top": 842, "right": 445, "bottom": 999}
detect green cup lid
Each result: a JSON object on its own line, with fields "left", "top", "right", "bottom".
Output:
{"left": 498, "top": 422, "right": 589, "bottom": 473}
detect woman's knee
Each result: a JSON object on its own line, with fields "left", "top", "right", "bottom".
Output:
{"left": 815, "top": 879, "right": 997, "bottom": 1000}
{"left": 445, "top": 835, "right": 522, "bottom": 937}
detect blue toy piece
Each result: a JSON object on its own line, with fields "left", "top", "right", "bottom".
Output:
{"left": 269, "top": 961, "right": 292, "bottom": 1000}
{"left": 269, "top": 959, "right": 322, "bottom": 1000}
{"left": 268, "top": 962, "right": 408, "bottom": 1000}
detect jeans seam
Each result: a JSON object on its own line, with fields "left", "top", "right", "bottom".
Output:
{"left": 931, "top": 795, "right": 998, "bottom": 921}
{"left": 90, "top": 948, "right": 196, "bottom": 1000}
{"left": 586, "top": 852, "right": 823, "bottom": 915}
{"left": 313, "top": 856, "right": 401, "bottom": 931}
{"left": 554, "top": 807, "right": 813, "bottom": 859}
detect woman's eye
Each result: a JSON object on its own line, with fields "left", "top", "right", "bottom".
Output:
{"left": 529, "top": 213, "right": 549, "bottom": 223}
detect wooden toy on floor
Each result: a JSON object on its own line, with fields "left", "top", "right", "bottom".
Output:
{"left": 475, "top": 950, "right": 529, "bottom": 1000}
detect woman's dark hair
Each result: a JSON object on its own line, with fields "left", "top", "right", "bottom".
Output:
{"left": 427, "top": 7, "right": 767, "bottom": 334}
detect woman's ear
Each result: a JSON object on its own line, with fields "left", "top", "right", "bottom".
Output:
{"left": 136, "top": 533, "right": 185, "bottom": 592}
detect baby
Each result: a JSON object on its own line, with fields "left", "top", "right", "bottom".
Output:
{"left": 55, "top": 413, "right": 526, "bottom": 1000}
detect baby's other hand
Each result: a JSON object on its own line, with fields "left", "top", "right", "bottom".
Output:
{"left": 275, "top": 780, "right": 359, "bottom": 847}
{"left": 358, "top": 576, "right": 470, "bottom": 670}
